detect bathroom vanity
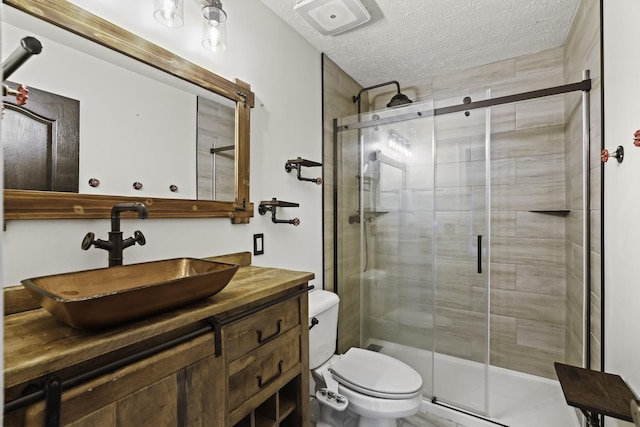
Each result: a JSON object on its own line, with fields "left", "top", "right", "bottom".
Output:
{"left": 3, "top": 252, "right": 313, "bottom": 427}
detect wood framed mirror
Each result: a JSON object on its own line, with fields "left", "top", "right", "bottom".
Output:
{"left": 2, "top": 0, "right": 254, "bottom": 223}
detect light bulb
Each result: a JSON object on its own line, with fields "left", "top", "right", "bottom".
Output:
{"left": 154, "top": 0, "right": 183, "bottom": 28}
{"left": 202, "top": 3, "right": 227, "bottom": 52}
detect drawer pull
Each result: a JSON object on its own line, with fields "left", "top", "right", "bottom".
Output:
{"left": 257, "top": 360, "right": 283, "bottom": 388}
{"left": 256, "top": 319, "right": 282, "bottom": 344}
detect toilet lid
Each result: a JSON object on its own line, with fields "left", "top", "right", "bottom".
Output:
{"left": 330, "top": 348, "right": 422, "bottom": 399}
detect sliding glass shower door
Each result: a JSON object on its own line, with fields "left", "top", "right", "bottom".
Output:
{"left": 431, "top": 94, "right": 490, "bottom": 414}
{"left": 354, "top": 101, "right": 438, "bottom": 401}
{"left": 337, "top": 94, "right": 491, "bottom": 415}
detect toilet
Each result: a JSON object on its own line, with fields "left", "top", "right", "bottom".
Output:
{"left": 309, "top": 289, "right": 423, "bottom": 427}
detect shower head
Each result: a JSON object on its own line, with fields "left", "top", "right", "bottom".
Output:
{"left": 387, "top": 92, "right": 413, "bottom": 108}
{"left": 353, "top": 80, "right": 412, "bottom": 113}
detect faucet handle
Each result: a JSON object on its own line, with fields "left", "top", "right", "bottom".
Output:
{"left": 134, "top": 230, "right": 146, "bottom": 246}
{"left": 81, "top": 232, "right": 95, "bottom": 250}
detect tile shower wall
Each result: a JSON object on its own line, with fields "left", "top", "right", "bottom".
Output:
{"left": 322, "top": 55, "right": 363, "bottom": 352}
{"left": 563, "top": 0, "right": 602, "bottom": 370}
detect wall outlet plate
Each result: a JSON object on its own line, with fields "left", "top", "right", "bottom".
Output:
{"left": 253, "top": 233, "right": 264, "bottom": 255}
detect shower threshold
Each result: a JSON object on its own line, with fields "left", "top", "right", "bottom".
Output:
{"left": 366, "top": 339, "right": 580, "bottom": 427}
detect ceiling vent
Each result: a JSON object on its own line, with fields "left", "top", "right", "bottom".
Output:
{"left": 294, "top": 0, "right": 371, "bottom": 36}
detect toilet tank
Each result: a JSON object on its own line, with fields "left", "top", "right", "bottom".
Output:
{"left": 308, "top": 289, "right": 340, "bottom": 369}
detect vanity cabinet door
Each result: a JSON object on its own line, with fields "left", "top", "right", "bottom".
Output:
{"left": 21, "top": 334, "right": 222, "bottom": 427}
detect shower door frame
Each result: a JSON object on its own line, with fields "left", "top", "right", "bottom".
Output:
{"left": 331, "top": 74, "right": 593, "bottom": 419}
{"left": 335, "top": 80, "right": 591, "bottom": 133}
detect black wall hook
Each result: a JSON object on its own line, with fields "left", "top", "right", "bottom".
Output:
{"left": 602, "top": 146, "right": 624, "bottom": 163}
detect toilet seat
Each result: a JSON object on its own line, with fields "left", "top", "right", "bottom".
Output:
{"left": 329, "top": 348, "right": 422, "bottom": 399}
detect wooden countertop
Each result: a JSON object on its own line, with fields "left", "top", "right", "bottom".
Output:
{"left": 3, "top": 254, "right": 314, "bottom": 392}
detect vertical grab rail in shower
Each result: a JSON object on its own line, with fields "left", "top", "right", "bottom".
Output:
{"left": 582, "top": 70, "right": 592, "bottom": 370}
{"left": 483, "top": 95, "right": 492, "bottom": 417}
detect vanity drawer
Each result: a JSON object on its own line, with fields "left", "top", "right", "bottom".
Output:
{"left": 224, "top": 296, "right": 300, "bottom": 361}
{"left": 227, "top": 327, "right": 301, "bottom": 412}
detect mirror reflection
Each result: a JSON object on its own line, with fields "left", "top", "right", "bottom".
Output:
{"left": 2, "top": 82, "right": 80, "bottom": 192}
{"left": 2, "top": 5, "right": 236, "bottom": 201}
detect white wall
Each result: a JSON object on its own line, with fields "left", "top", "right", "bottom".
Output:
{"left": 603, "top": 0, "right": 640, "bottom": 424}
{"left": 1, "top": 1, "right": 324, "bottom": 288}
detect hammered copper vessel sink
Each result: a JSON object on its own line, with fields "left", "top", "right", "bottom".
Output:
{"left": 22, "top": 258, "right": 239, "bottom": 330}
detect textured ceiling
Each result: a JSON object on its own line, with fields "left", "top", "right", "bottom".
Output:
{"left": 260, "top": 0, "right": 580, "bottom": 87}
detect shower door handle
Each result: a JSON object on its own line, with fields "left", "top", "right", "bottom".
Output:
{"left": 477, "top": 235, "right": 482, "bottom": 274}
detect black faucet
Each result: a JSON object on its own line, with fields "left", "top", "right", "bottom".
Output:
{"left": 82, "top": 202, "right": 148, "bottom": 267}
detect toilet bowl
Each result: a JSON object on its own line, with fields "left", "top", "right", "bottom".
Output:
{"left": 309, "top": 290, "right": 423, "bottom": 427}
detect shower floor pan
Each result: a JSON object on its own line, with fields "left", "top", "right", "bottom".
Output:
{"left": 367, "top": 339, "right": 580, "bottom": 427}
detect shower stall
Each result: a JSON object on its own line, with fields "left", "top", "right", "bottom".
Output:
{"left": 331, "top": 75, "right": 593, "bottom": 423}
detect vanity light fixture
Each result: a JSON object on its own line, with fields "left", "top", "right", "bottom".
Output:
{"left": 201, "top": 0, "right": 227, "bottom": 52}
{"left": 152, "top": 0, "right": 227, "bottom": 52}
{"left": 153, "top": 0, "right": 184, "bottom": 28}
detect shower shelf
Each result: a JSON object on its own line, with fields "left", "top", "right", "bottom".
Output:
{"left": 348, "top": 209, "right": 388, "bottom": 224}
{"left": 258, "top": 198, "right": 300, "bottom": 226}
{"left": 529, "top": 210, "right": 571, "bottom": 216}
{"left": 285, "top": 157, "right": 323, "bottom": 185}
{"left": 364, "top": 210, "right": 389, "bottom": 219}
{"left": 210, "top": 145, "right": 234, "bottom": 154}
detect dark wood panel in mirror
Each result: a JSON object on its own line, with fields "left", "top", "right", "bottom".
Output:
{"left": 2, "top": 0, "right": 254, "bottom": 223}
{"left": 3, "top": 83, "right": 79, "bottom": 192}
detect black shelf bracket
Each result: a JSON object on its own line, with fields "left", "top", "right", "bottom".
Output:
{"left": 285, "top": 157, "right": 322, "bottom": 185}
{"left": 258, "top": 198, "right": 300, "bottom": 226}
